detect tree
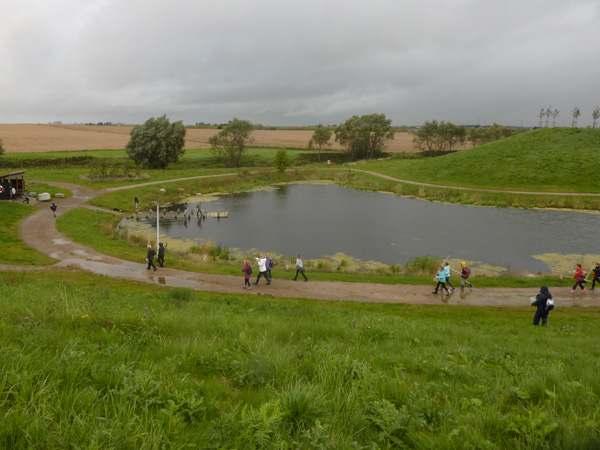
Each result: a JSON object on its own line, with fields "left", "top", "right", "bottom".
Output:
{"left": 126, "top": 115, "right": 186, "bottom": 169}
{"left": 538, "top": 108, "right": 545, "bottom": 128}
{"left": 209, "top": 118, "right": 254, "bottom": 167}
{"left": 308, "top": 125, "right": 332, "bottom": 162}
{"left": 545, "top": 106, "right": 552, "bottom": 128}
{"left": 274, "top": 149, "right": 290, "bottom": 173}
{"left": 414, "top": 120, "right": 466, "bottom": 152}
{"left": 551, "top": 108, "right": 559, "bottom": 127}
{"left": 0, "top": 138, "right": 4, "bottom": 156}
{"left": 335, "top": 114, "right": 394, "bottom": 160}
{"left": 467, "top": 124, "right": 513, "bottom": 147}
{"left": 592, "top": 107, "right": 600, "bottom": 129}
{"left": 571, "top": 107, "right": 581, "bottom": 128}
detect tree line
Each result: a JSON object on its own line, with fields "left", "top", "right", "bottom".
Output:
{"left": 537, "top": 106, "right": 600, "bottom": 128}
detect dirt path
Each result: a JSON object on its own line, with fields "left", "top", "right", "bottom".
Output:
{"left": 16, "top": 178, "right": 600, "bottom": 308}
{"left": 352, "top": 169, "right": 600, "bottom": 197}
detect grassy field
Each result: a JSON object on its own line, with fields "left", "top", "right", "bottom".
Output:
{"left": 0, "top": 202, "right": 54, "bottom": 265}
{"left": 358, "top": 128, "right": 600, "bottom": 193}
{"left": 57, "top": 207, "right": 570, "bottom": 288}
{"left": 1, "top": 270, "right": 599, "bottom": 448}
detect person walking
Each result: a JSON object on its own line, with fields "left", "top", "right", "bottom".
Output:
{"left": 591, "top": 263, "right": 600, "bottom": 291}
{"left": 572, "top": 264, "right": 586, "bottom": 292}
{"left": 460, "top": 261, "right": 472, "bottom": 290}
{"left": 10, "top": 186, "right": 16, "bottom": 200}
{"left": 443, "top": 262, "right": 455, "bottom": 292}
{"left": 134, "top": 196, "right": 140, "bottom": 211}
{"left": 266, "top": 255, "right": 275, "bottom": 282}
{"left": 242, "top": 259, "right": 253, "bottom": 289}
{"left": 293, "top": 254, "right": 308, "bottom": 281}
{"left": 50, "top": 202, "right": 58, "bottom": 218}
{"left": 157, "top": 242, "right": 167, "bottom": 267}
{"left": 531, "top": 286, "right": 554, "bottom": 326}
{"left": 146, "top": 244, "right": 157, "bottom": 271}
{"left": 433, "top": 266, "right": 450, "bottom": 295}
{"left": 254, "top": 255, "right": 270, "bottom": 285}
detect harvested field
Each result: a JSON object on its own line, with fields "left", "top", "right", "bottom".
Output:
{"left": 0, "top": 123, "right": 420, "bottom": 153}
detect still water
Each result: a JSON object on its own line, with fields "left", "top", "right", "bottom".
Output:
{"left": 148, "top": 184, "right": 600, "bottom": 272}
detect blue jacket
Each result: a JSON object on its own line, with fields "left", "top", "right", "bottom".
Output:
{"left": 436, "top": 270, "right": 447, "bottom": 282}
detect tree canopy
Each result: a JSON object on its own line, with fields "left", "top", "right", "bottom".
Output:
{"left": 126, "top": 116, "right": 186, "bottom": 169}
{"left": 413, "top": 121, "right": 466, "bottom": 152}
{"left": 335, "top": 114, "right": 394, "bottom": 160}
{"left": 209, "top": 119, "right": 254, "bottom": 167}
{"left": 308, "top": 125, "right": 332, "bottom": 161}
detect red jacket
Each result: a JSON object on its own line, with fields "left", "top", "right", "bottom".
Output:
{"left": 574, "top": 267, "right": 586, "bottom": 281}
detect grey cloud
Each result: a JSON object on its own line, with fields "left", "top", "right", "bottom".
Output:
{"left": 1, "top": 0, "right": 599, "bottom": 125}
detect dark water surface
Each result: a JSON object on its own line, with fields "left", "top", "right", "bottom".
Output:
{"left": 150, "top": 184, "right": 600, "bottom": 272}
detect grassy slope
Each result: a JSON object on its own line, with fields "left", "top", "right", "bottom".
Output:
{"left": 0, "top": 203, "right": 54, "bottom": 265}
{"left": 360, "top": 128, "right": 600, "bottom": 192}
{"left": 0, "top": 271, "right": 599, "bottom": 448}
{"left": 57, "top": 207, "right": 569, "bottom": 288}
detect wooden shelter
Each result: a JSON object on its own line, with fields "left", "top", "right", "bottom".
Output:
{"left": 0, "top": 171, "right": 25, "bottom": 199}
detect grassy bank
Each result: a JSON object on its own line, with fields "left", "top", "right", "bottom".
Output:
{"left": 0, "top": 202, "right": 54, "bottom": 265}
{"left": 1, "top": 271, "right": 599, "bottom": 448}
{"left": 57, "top": 207, "right": 570, "bottom": 288}
{"left": 358, "top": 128, "right": 600, "bottom": 193}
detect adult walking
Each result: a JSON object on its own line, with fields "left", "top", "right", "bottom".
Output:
{"left": 254, "top": 255, "right": 270, "bottom": 285}
{"left": 266, "top": 255, "right": 275, "bottom": 282}
{"left": 531, "top": 286, "right": 554, "bottom": 326}
{"left": 146, "top": 244, "right": 157, "bottom": 271}
{"left": 293, "top": 254, "right": 308, "bottom": 281}
{"left": 157, "top": 242, "right": 167, "bottom": 267}
{"left": 591, "top": 263, "right": 600, "bottom": 291}
{"left": 433, "top": 266, "right": 450, "bottom": 295}
{"left": 50, "top": 202, "right": 58, "bottom": 218}
{"left": 242, "top": 259, "right": 253, "bottom": 289}
{"left": 134, "top": 196, "right": 140, "bottom": 211}
{"left": 572, "top": 264, "right": 586, "bottom": 292}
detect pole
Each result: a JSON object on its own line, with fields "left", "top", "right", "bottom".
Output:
{"left": 156, "top": 202, "right": 160, "bottom": 248}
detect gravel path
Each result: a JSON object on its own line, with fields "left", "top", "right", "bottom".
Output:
{"left": 15, "top": 177, "right": 599, "bottom": 308}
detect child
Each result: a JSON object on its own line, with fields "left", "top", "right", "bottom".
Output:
{"left": 591, "top": 263, "right": 600, "bottom": 290}
{"left": 242, "top": 259, "right": 253, "bottom": 289}
{"left": 433, "top": 266, "right": 450, "bottom": 295}
{"left": 572, "top": 264, "right": 586, "bottom": 292}
{"left": 443, "top": 262, "right": 455, "bottom": 292}
{"left": 460, "top": 261, "right": 472, "bottom": 289}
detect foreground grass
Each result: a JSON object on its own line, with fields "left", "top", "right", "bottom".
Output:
{"left": 358, "top": 128, "right": 600, "bottom": 193}
{"left": 57, "top": 207, "right": 571, "bottom": 288}
{"left": 0, "top": 203, "right": 54, "bottom": 265}
{"left": 0, "top": 271, "right": 599, "bottom": 448}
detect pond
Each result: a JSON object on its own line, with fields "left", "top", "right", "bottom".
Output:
{"left": 145, "top": 183, "right": 600, "bottom": 272}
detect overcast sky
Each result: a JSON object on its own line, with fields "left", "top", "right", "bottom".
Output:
{"left": 1, "top": 0, "right": 599, "bottom": 126}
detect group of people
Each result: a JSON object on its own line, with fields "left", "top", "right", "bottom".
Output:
{"left": 432, "top": 261, "right": 472, "bottom": 295}
{"left": 145, "top": 242, "right": 167, "bottom": 271}
{"left": 572, "top": 263, "right": 600, "bottom": 292}
{"left": 241, "top": 254, "right": 308, "bottom": 289}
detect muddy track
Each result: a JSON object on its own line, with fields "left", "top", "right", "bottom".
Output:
{"left": 16, "top": 177, "right": 600, "bottom": 308}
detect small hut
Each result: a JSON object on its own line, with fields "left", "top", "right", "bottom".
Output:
{"left": 0, "top": 171, "right": 25, "bottom": 199}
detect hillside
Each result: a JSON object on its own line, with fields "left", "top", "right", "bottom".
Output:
{"left": 360, "top": 128, "right": 600, "bottom": 193}
{"left": 1, "top": 271, "right": 599, "bottom": 448}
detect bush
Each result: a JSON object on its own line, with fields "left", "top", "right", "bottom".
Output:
{"left": 0, "top": 138, "right": 4, "bottom": 156}
{"left": 274, "top": 150, "right": 290, "bottom": 173}
{"left": 126, "top": 115, "right": 186, "bottom": 169}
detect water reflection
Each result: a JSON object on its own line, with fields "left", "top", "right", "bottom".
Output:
{"left": 141, "top": 184, "right": 600, "bottom": 272}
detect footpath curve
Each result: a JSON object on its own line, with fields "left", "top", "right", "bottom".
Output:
{"left": 17, "top": 177, "right": 599, "bottom": 308}
{"left": 351, "top": 169, "right": 600, "bottom": 197}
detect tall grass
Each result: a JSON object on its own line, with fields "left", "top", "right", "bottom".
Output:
{"left": 1, "top": 271, "right": 599, "bottom": 448}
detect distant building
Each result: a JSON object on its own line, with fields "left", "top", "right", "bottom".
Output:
{"left": 0, "top": 171, "right": 25, "bottom": 199}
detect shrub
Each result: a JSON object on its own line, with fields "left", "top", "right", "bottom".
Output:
{"left": 274, "top": 150, "right": 290, "bottom": 173}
